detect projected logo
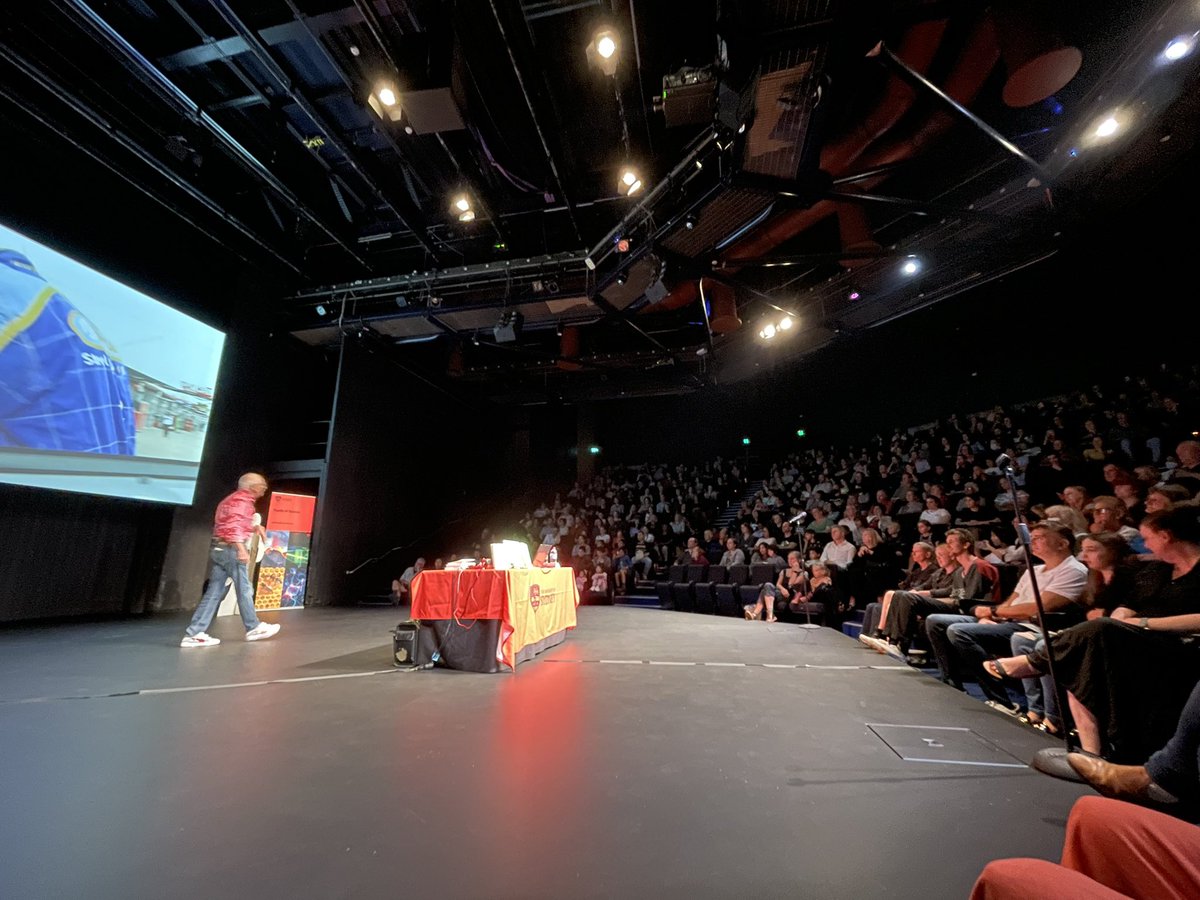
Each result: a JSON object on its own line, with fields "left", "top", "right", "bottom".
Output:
{"left": 67, "top": 308, "right": 121, "bottom": 359}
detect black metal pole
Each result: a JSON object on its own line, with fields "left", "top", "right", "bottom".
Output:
{"left": 999, "top": 458, "right": 1073, "bottom": 750}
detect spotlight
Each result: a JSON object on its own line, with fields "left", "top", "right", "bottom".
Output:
{"left": 684, "top": 214, "right": 697, "bottom": 230}
{"left": 458, "top": 210, "right": 476, "bottom": 223}
{"left": 848, "top": 290, "right": 861, "bottom": 301}
{"left": 587, "top": 28, "right": 619, "bottom": 76}
{"left": 901, "top": 257, "right": 921, "bottom": 276}
{"left": 615, "top": 272, "right": 627, "bottom": 286}
{"left": 778, "top": 316, "right": 793, "bottom": 331}
{"left": 588, "top": 445, "right": 602, "bottom": 455}
{"left": 616, "top": 238, "right": 631, "bottom": 253}
{"left": 1094, "top": 116, "right": 1119, "bottom": 138}
{"left": 367, "top": 81, "right": 403, "bottom": 122}
{"left": 742, "top": 437, "right": 751, "bottom": 446}
{"left": 759, "top": 323, "right": 777, "bottom": 339}
{"left": 619, "top": 168, "right": 642, "bottom": 196}
{"left": 454, "top": 195, "right": 471, "bottom": 212}
{"left": 315, "top": 304, "right": 327, "bottom": 316}
{"left": 1163, "top": 37, "right": 1194, "bottom": 61}
{"left": 394, "top": 295, "right": 407, "bottom": 309}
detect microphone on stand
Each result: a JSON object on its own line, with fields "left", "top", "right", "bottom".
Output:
{"left": 996, "top": 453, "right": 1013, "bottom": 470}
{"left": 787, "top": 511, "right": 808, "bottom": 524}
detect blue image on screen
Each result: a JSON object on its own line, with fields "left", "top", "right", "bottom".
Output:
{"left": 0, "top": 221, "right": 225, "bottom": 505}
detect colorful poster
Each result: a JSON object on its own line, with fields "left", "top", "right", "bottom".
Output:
{"left": 254, "top": 529, "right": 311, "bottom": 610}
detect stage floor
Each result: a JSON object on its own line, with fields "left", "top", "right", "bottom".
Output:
{"left": 0, "top": 606, "right": 1086, "bottom": 899}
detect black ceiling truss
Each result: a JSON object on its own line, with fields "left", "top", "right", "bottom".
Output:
{"left": 200, "top": 0, "right": 441, "bottom": 261}
{"left": 54, "top": 0, "right": 373, "bottom": 273}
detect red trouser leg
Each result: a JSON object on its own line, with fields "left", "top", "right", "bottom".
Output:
{"left": 970, "top": 858, "right": 1129, "bottom": 899}
{"left": 1061, "top": 796, "right": 1200, "bottom": 900}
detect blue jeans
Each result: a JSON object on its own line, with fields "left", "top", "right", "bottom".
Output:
{"left": 186, "top": 544, "right": 261, "bottom": 636}
{"left": 1011, "top": 631, "right": 1061, "bottom": 729}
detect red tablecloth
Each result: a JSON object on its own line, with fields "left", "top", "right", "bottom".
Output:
{"left": 410, "top": 567, "right": 579, "bottom": 670}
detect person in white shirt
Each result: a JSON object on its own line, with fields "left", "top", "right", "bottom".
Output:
{"left": 919, "top": 496, "right": 952, "bottom": 527}
{"left": 818, "top": 526, "right": 857, "bottom": 570}
{"left": 944, "top": 521, "right": 1088, "bottom": 711}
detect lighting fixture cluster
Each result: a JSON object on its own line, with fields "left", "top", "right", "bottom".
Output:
{"left": 619, "top": 168, "right": 643, "bottom": 196}
{"left": 452, "top": 194, "right": 476, "bottom": 223}
{"left": 758, "top": 314, "right": 795, "bottom": 340}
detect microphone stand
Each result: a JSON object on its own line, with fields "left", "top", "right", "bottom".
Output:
{"left": 999, "top": 459, "right": 1073, "bottom": 751}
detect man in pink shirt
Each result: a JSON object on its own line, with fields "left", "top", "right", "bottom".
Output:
{"left": 181, "top": 472, "right": 281, "bottom": 647}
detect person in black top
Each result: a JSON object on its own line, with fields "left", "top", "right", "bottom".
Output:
{"left": 991, "top": 506, "right": 1200, "bottom": 764}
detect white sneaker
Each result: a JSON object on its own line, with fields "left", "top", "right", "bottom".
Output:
{"left": 246, "top": 622, "right": 280, "bottom": 642}
{"left": 181, "top": 633, "right": 221, "bottom": 648}
{"left": 859, "top": 635, "right": 888, "bottom": 653}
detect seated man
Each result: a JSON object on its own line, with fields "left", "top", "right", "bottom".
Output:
{"left": 393, "top": 556, "right": 426, "bottom": 606}
{"left": 933, "top": 522, "right": 1087, "bottom": 709}
{"left": 873, "top": 528, "right": 999, "bottom": 663}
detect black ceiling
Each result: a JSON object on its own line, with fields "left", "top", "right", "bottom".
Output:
{"left": 2, "top": 1, "right": 1199, "bottom": 405}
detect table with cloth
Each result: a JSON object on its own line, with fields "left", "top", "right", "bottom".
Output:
{"left": 410, "top": 567, "right": 579, "bottom": 672}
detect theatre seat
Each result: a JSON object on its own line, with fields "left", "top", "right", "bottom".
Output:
{"left": 685, "top": 563, "right": 709, "bottom": 583}
{"left": 748, "top": 563, "right": 776, "bottom": 586}
{"left": 692, "top": 565, "right": 725, "bottom": 615}
{"left": 656, "top": 581, "right": 674, "bottom": 610}
{"left": 671, "top": 580, "right": 695, "bottom": 613}
{"left": 668, "top": 564, "right": 687, "bottom": 584}
{"left": 714, "top": 564, "right": 749, "bottom": 616}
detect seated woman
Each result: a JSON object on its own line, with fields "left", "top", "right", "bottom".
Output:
{"left": 987, "top": 506, "right": 1200, "bottom": 764}
{"left": 790, "top": 563, "right": 836, "bottom": 623}
{"left": 1007, "top": 532, "right": 1141, "bottom": 735}
{"left": 746, "top": 550, "right": 808, "bottom": 622}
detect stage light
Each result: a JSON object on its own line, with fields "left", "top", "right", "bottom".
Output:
{"left": 458, "top": 209, "right": 476, "bottom": 223}
{"left": 452, "top": 194, "right": 476, "bottom": 222}
{"left": 619, "top": 168, "right": 642, "bottom": 196}
{"left": 778, "top": 316, "right": 793, "bottom": 330}
{"left": 367, "top": 80, "right": 403, "bottom": 122}
{"left": 616, "top": 237, "right": 631, "bottom": 253}
{"left": 848, "top": 290, "right": 861, "bottom": 300}
{"left": 587, "top": 29, "right": 619, "bottom": 76}
{"left": 742, "top": 437, "right": 751, "bottom": 445}
{"left": 1095, "top": 115, "right": 1119, "bottom": 138}
{"left": 684, "top": 214, "right": 697, "bottom": 230}
{"left": 796, "top": 429, "right": 806, "bottom": 438}
{"left": 315, "top": 304, "right": 327, "bottom": 316}
{"left": 901, "top": 257, "right": 921, "bottom": 276}
{"left": 615, "top": 272, "right": 627, "bottom": 285}
{"left": 759, "top": 323, "right": 777, "bottom": 339}
{"left": 588, "top": 445, "right": 601, "bottom": 455}
{"left": 454, "top": 195, "right": 470, "bottom": 212}
{"left": 1163, "top": 37, "right": 1194, "bottom": 61}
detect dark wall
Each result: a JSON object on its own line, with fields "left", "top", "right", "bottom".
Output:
{"left": 0, "top": 486, "right": 171, "bottom": 622}
{"left": 306, "top": 338, "right": 523, "bottom": 605}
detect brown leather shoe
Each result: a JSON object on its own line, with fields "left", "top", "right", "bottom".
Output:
{"left": 1067, "top": 753, "right": 1178, "bottom": 804}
